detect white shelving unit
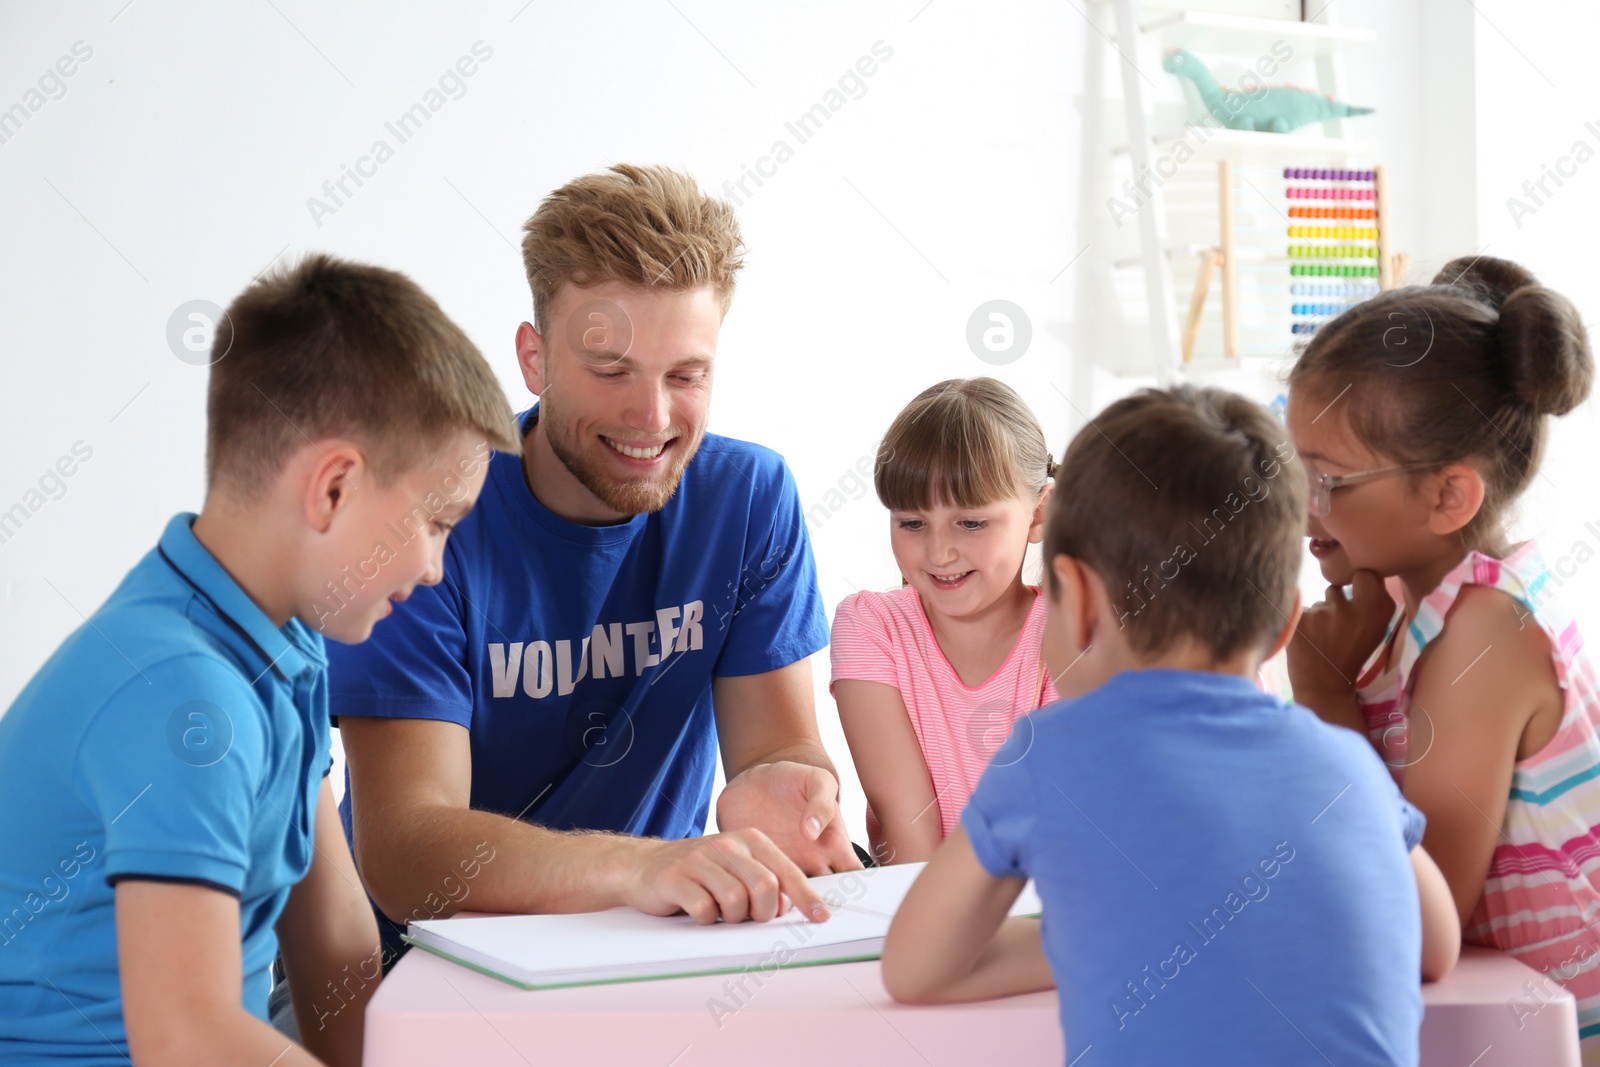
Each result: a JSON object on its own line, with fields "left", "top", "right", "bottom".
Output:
{"left": 1121, "top": 9, "right": 1374, "bottom": 58}
{"left": 1082, "top": 1, "right": 1383, "bottom": 384}
{"left": 1114, "top": 128, "right": 1375, "bottom": 164}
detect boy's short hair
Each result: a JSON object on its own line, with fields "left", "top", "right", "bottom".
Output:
{"left": 206, "top": 254, "right": 519, "bottom": 498}
{"left": 1044, "top": 385, "right": 1306, "bottom": 661}
{"left": 520, "top": 164, "right": 744, "bottom": 333}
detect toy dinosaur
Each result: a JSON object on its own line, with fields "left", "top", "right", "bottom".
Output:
{"left": 1162, "top": 48, "right": 1373, "bottom": 133}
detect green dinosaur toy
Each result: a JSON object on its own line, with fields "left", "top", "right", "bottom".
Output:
{"left": 1161, "top": 48, "right": 1373, "bottom": 133}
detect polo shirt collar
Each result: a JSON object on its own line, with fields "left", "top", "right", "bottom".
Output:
{"left": 156, "top": 513, "right": 325, "bottom": 685}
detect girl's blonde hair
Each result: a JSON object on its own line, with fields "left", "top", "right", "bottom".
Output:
{"left": 875, "top": 377, "right": 1055, "bottom": 511}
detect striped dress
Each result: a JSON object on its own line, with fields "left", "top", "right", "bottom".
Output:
{"left": 1355, "top": 543, "right": 1600, "bottom": 1059}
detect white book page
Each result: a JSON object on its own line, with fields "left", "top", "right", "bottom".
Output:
{"left": 408, "top": 862, "right": 1041, "bottom": 980}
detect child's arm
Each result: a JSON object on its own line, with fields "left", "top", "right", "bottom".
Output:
{"left": 275, "top": 778, "right": 382, "bottom": 1067}
{"left": 834, "top": 679, "right": 943, "bottom": 864}
{"left": 118, "top": 881, "right": 326, "bottom": 1066}
{"left": 1290, "top": 685, "right": 1368, "bottom": 735}
{"left": 1412, "top": 843, "right": 1461, "bottom": 981}
{"left": 882, "top": 826, "right": 1054, "bottom": 1004}
{"left": 1399, "top": 585, "right": 1558, "bottom": 925}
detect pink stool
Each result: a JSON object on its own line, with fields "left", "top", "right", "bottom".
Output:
{"left": 364, "top": 938, "right": 1578, "bottom": 1066}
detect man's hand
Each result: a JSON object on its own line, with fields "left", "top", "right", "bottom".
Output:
{"left": 1289, "top": 569, "right": 1396, "bottom": 699}
{"left": 716, "top": 760, "right": 862, "bottom": 874}
{"left": 621, "top": 828, "right": 831, "bottom": 924}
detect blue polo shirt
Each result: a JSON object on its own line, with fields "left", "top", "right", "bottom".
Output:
{"left": 330, "top": 405, "right": 830, "bottom": 956}
{"left": 0, "top": 513, "right": 330, "bottom": 1063}
{"left": 965, "top": 669, "right": 1426, "bottom": 1067}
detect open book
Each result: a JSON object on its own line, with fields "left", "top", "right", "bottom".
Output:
{"left": 403, "top": 861, "right": 1043, "bottom": 990}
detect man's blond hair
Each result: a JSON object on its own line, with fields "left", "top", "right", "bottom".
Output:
{"left": 521, "top": 164, "right": 744, "bottom": 332}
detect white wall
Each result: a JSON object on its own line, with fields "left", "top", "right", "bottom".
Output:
{"left": 3, "top": 1, "right": 1595, "bottom": 845}
{"left": 0, "top": 1, "right": 1085, "bottom": 840}
{"left": 1342, "top": 0, "right": 1600, "bottom": 619}
{"left": 1461, "top": 0, "right": 1600, "bottom": 602}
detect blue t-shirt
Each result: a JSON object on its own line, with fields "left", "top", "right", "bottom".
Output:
{"left": 964, "top": 669, "right": 1425, "bottom": 1067}
{"left": 329, "top": 406, "right": 830, "bottom": 952}
{"left": 0, "top": 514, "right": 330, "bottom": 1063}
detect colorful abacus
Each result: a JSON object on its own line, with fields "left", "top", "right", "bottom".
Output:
{"left": 1291, "top": 281, "right": 1379, "bottom": 298}
{"left": 1175, "top": 161, "right": 1403, "bottom": 365}
{"left": 1293, "top": 304, "right": 1354, "bottom": 333}
{"left": 1290, "top": 206, "right": 1376, "bottom": 219}
{"left": 1286, "top": 187, "right": 1375, "bottom": 199}
{"left": 1290, "top": 263, "right": 1380, "bottom": 276}
{"left": 1284, "top": 168, "right": 1375, "bottom": 181}
{"left": 1283, "top": 165, "right": 1395, "bottom": 339}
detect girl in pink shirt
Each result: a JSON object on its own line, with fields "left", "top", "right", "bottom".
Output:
{"left": 832, "top": 378, "right": 1058, "bottom": 865}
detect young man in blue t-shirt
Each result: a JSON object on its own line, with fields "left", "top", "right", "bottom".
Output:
{"left": 330, "top": 164, "right": 858, "bottom": 965}
{"left": 883, "top": 386, "right": 1461, "bottom": 1066}
{"left": 0, "top": 256, "right": 519, "bottom": 1064}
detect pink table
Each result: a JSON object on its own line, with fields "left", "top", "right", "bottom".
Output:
{"left": 364, "top": 941, "right": 1578, "bottom": 1066}
{"left": 1419, "top": 946, "right": 1579, "bottom": 1066}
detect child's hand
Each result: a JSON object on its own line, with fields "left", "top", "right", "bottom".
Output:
{"left": 1288, "top": 570, "right": 1396, "bottom": 697}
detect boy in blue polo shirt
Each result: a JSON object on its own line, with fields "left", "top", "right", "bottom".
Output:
{"left": 0, "top": 255, "right": 517, "bottom": 1066}
{"left": 882, "top": 386, "right": 1462, "bottom": 1067}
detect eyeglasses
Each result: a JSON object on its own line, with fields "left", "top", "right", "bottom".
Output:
{"left": 1307, "top": 462, "right": 1438, "bottom": 517}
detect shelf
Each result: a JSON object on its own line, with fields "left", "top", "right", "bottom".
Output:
{"left": 1086, "top": 0, "right": 1380, "bottom": 388}
{"left": 1112, "top": 245, "right": 1293, "bottom": 269}
{"left": 1119, "top": 10, "right": 1375, "bottom": 59}
{"left": 1114, "top": 128, "right": 1376, "bottom": 164}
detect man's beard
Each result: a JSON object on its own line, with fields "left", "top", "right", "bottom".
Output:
{"left": 541, "top": 403, "right": 703, "bottom": 515}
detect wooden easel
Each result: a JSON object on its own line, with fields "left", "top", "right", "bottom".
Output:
{"left": 1181, "top": 159, "right": 1239, "bottom": 364}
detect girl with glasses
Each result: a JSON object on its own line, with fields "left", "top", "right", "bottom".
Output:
{"left": 1284, "top": 255, "right": 1599, "bottom": 1057}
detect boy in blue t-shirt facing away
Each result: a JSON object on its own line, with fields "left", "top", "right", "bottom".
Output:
{"left": 0, "top": 256, "right": 517, "bottom": 1066}
{"left": 883, "top": 385, "right": 1461, "bottom": 1067}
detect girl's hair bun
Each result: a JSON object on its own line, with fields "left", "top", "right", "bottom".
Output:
{"left": 1433, "top": 255, "right": 1593, "bottom": 416}
{"left": 1431, "top": 255, "right": 1536, "bottom": 309}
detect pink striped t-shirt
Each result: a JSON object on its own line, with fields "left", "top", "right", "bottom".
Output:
{"left": 1356, "top": 543, "right": 1600, "bottom": 1056}
{"left": 829, "top": 586, "right": 1058, "bottom": 841}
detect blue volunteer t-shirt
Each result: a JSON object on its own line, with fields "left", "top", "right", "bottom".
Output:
{"left": 0, "top": 514, "right": 329, "bottom": 1063}
{"left": 330, "top": 406, "right": 830, "bottom": 951}
{"left": 965, "top": 669, "right": 1426, "bottom": 1067}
